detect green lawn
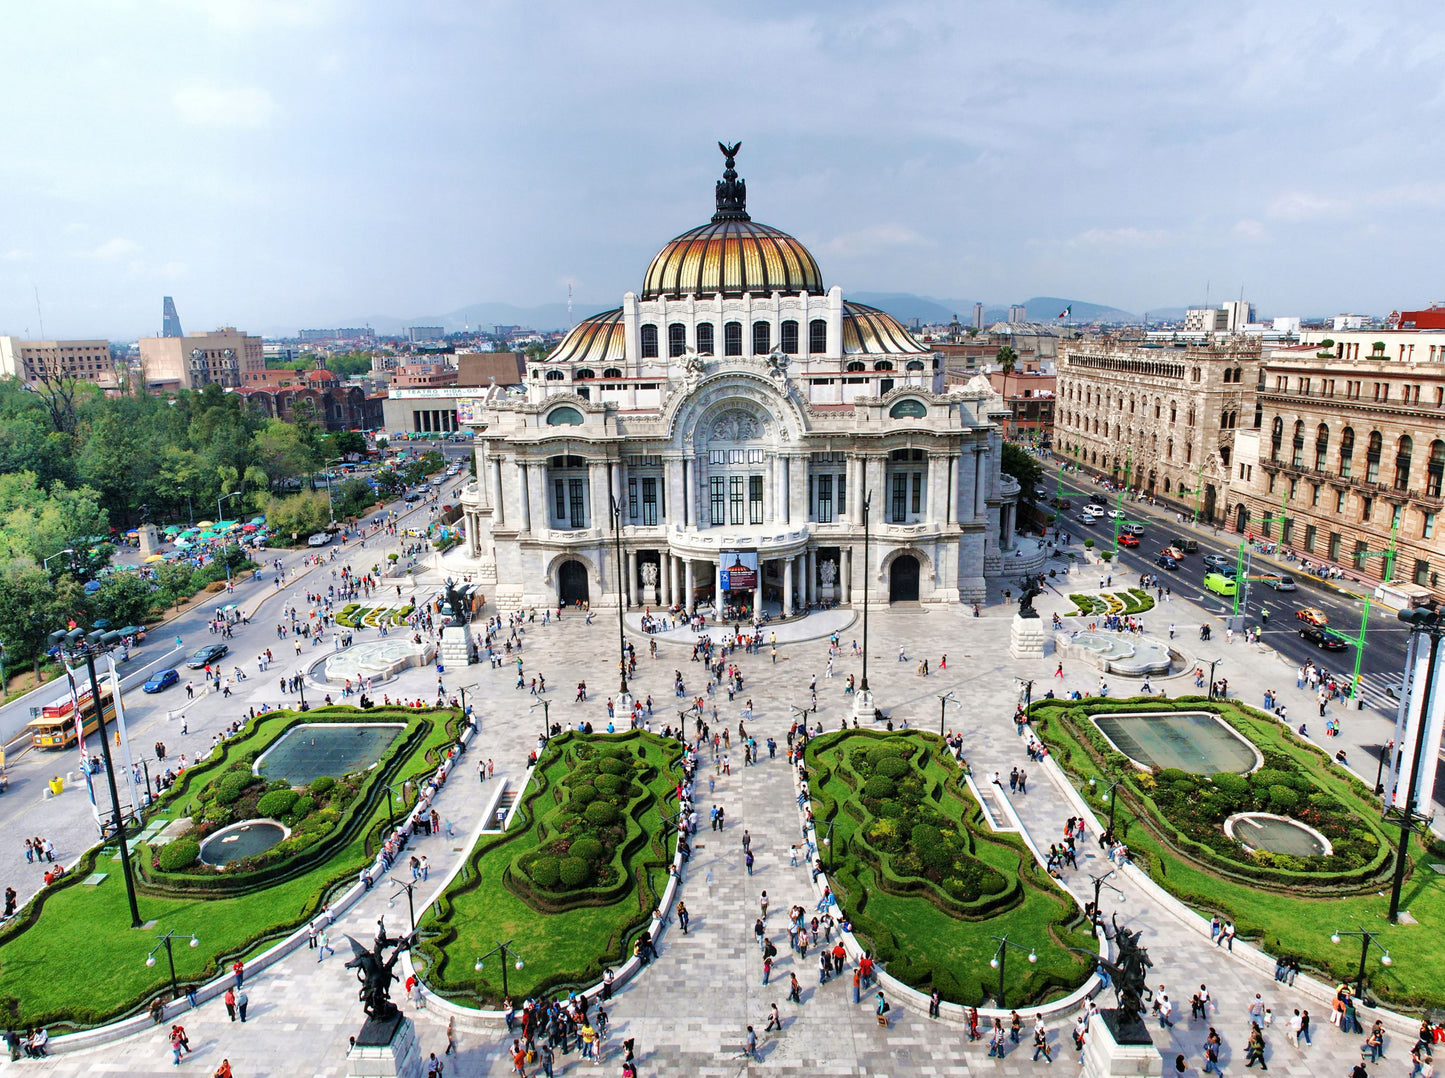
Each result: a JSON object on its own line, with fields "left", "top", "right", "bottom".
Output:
{"left": 419, "top": 731, "right": 680, "bottom": 1005}
{"left": 806, "top": 730, "right": 1094, "bottom": 1007}
{"left": 1031, "top": 695, "right": 1445, "bottom": 1011}
{"left": 0, "top": 705, "right": 462, "bottom": 1029}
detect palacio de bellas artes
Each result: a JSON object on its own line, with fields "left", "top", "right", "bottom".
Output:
{"left": 452, "top": 144, "right": 1025, "bottom": 614}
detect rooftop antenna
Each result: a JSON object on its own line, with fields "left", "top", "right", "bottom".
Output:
{"left": 33, "top": 284, "right": 45, "bottom": 338}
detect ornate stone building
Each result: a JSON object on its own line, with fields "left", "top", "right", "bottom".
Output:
{"left": 453, "top": 146, "right": 1017, "bottom": 611}
{"left": 1055, "top": 338, "right": 1261, "bottom": 523}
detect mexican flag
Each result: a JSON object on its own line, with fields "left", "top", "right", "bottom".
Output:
{"left": 1058, "top": 305, "right": 1071, "bottom": 319}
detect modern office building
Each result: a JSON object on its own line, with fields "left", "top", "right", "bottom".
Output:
{"left": 0, "top": 337, "right": 121, "bottom": 388}
{"left": 139, "top": 327, "right": 266, "bottom": 390}
{"left": 1008, "top": 304, "right": 1027, "bottom": 323}
{"left": 452, "top": 146, "right": 1018, "bottom": 612}
{"left": 162, "top": 296, "right": 183, "bottom": 338}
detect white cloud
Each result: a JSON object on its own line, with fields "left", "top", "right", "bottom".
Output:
{"left": 91, "top": 237, "right": 138, "bottom": 259}
{"left": 820, "top": 224, "right": 930, "bottom": 258}
{"left": 1231, "top": 219, "right": 1267, "bottom": 243}
{"left": 2, "top": 249, "right": 27, "bottom": 262}
{"left": 172, "top": 84, "right": 276, "bottom": 129}
{"left": 1068, "top": 227, "right": 1169, "bottom": 248}
{"left": 1267, "top": 191, "right": 1350, "bottom": 222}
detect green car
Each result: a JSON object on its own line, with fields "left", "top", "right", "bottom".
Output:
{"left": 1203, "top": 572, "right": 1237, "bottom": 596}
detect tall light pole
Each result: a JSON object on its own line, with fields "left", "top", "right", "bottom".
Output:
{"left": 475, "top": 940, "right": 525, "bottom": 1000}
{"left": 988, "top": 934, "right": 1037, "bottom": 1010}
{"left": 218, "top": 491, "right": 242, "bottom": 585}
{"left": 43, "top": 548, "right": 75, "bottom": 575}
{"left": 1330, "top": 928, "right": 1392, "bottom": 1001}
{"left": 1387, "top": 605, "right": 1444, "bottom": 923}
{"left": 49, "top": 627, "right": 142, "bottom": 928}
{"left": 324, "top": 458, "right": 346, "bottom": 525}
{"left": 145, "top": 930, "right": 199, "bottom": 1005}
{"left": 389, "top": 876, "right": 419, "bottom": 932}
{"left": 856, "top": 491, "right": 873, "bottom": 720}
{"left": 1089, "top": 777, "right": 1124, "bottom": 836}
{"left": 609, "top": 495, "right": 629, "bottom": 700}
{"left": 937, "top": 690, "right": 958, "bottom": 737}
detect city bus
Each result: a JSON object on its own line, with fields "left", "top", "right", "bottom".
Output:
{"left": 26, "top": 683, "right": 116, "bottom": 750}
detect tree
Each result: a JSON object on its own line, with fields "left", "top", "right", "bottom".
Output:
{"left": 996, "top": 345, "right": 1018, "bottom": 374}
{"left": 0, "top": 566, "right": 69, "bottom": 673}
{"left": 153, "top": 562, "right": 195, "bottom": 612}
{"left": 92, "top": 572, "right": 155, "bottom": 628}
{"left": 1001, "top": 442, "right": 1044, "bottom": 504}
{"left": 326, "top": 430, "right": 366, "bottom": 458}
{"left": 263, "top": 491, "right": 331, "bottom": 544}
{"left": 251, "top": 421, "right": 319, "bottom": 492}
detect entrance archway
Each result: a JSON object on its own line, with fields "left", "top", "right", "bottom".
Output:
{"left": 1235, "top": 504, "right": 1249, "bottom": 534}
{"left": 1203, "top": 485, "right": 1218, "bottom": 523}
{"left": 889, "top": 555, "right": 920, "bottom": 603}
{"left": 558, "top": 560, "right": 590, "bottom": 606}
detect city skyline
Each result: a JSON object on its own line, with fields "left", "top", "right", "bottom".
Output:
{"left": 3, "top": 0, "right": 1442, "bottom": 338}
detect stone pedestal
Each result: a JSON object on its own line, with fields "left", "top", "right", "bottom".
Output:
{"left": 641, "top": 586, "right": 659, "bottom": 607}
{"left": 1082, "top": 1012, "right": 1163, "bottom": 1078}
{"left": 818, "top": 585, "right": 837, "bottom": 604}
{"left": 853, "top": 689, "right": 877, "bottom": 722}
{"left": 347, "top": 1013, "right": 424, "bottom": 1078}
{"left": 137, "top": 524, "right": 160, "bottom": 558}
{"left": 1009, "top": 614, "right": 1048, "bottom": 659}
{"left": 439, "top": 624, "right": 472, "bottom": 669}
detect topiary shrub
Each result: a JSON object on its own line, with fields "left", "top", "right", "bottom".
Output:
{"left": 213, "top": 773, "right": 254, "bottom": 806}
{"left": 309, "top": 776, "right": 336, "bottom": 796}
{"left": 558, "top": 857, "right": 591, "bottom": 888}
{"left": 568, "top": 786, "right": 597, "bottom": 807}
{"left": 875, "top": 757, "right": 910, "bottom": 779}
{"left": 863, "top": 776, "right": 898, "bottom": 800}
{"left": 570, "top": 837, "right": 605, "bottom": 862}
{"left": 528, "top": 856, "right": 560, "bottom": 887}
{"left": 1267, "top": 785, "right": 1299, "bottom": 813}
{"left": 597, "top": 757, "right": 630, "bottom": 776}
{"left": 290, "top": 795, "right": 316, "bottom": 819}
{"left": 584, "top": 801, "right": 619, "bottom": 827}
{"left": 594, "top": 774, "right": 628, "bottom": 796}
{"left": 158, "top": 838, "right": 201, "bottom": 872}
{"left": 257, "top": 789, "right": 299, "bottom": 818}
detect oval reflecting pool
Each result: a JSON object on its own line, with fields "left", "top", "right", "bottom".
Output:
{"left": 199, "top": 820, "right": 288, "bottom": 866}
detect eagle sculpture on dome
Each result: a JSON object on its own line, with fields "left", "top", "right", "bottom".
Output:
{"left": 714, "top": 141, "right": 748, "bottom": 221}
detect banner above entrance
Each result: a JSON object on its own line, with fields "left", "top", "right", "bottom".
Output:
{"left": 720, "top": 550, "right": 758, "bottom": 591}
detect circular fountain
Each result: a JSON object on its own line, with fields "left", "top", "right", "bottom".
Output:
{"left": 199, "top": 819, "right": 290, "bottom": 866}
{"left": 1225, "top": 812, "right": 1331, "bottom": 857}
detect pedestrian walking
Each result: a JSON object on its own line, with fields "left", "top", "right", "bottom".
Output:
{"left": 318, "top": 930, "right": 335, "bottom": 961}
{"left": 237, "top": 991, "right": 248, "bottom": 1023}
{"left": 223, "top": 988, "right": 236, "bottom": 1021}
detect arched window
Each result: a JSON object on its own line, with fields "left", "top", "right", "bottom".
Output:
{"left": 1187, "top": 405, "right": 1196, "bottom": 427}
{"left": 1154, "top": 400, "right": 1161, "bottom": 419}
{"left": 752, "top": 320, "right": 771, "bottom": 355}
{"left": 905, "top": 359, "right": 925, "bottom": 371}
{"left": 1428, "top": 440, "right": 1445, "bottom": 498}
{"left": 545, "top": 408, "right": 583, "bottom": 426}
{"left": 544, "top": 369, "right": 565, "bottom": 382}
{"left": 1167, "top": 437, "right": 1173, "bottom": 461}
{"left": 1170, "top": 401, "right": 1178, "bottom": 423}
{"left": 874, "top": 360, "right": 894, "bottom": 371}
{"left": 724, "top": 322, "right": 742, "bottom": 356}
{"left": 1395, "top": 435, "right": 1413, "bottom": 491}
{"left": 696, "top": 322, "right": 715, "bottom": 355}
{"left": 640, "top": 324, "right": 658, "bottom": 358}
{"left": 1232, "top": 366, "right": 1243, "bottom": 384}
{"left": 668, "top": 323, "right": 686, "bottom": 358}
{"left": 575, "top": 368, "right": 595, "bottom": 381}
{"left": 809, "top": 319, "right": 827, "bottom": 354}
{"left": 1366, "top": 430, "right": 1383, "bottom": 483}
{"left": 1291, "top": 420, "right": 1305, "bottom": 467}
{"left": 845, "top": 360, "right": 866, "bottom": 372}
{"left": 780, "top": 320, "right": 799, "bottom": 354}
{"left": 1339, "top": 427, "right": 1354, "bottom": 477}
{"left": 1314, "top": 424, "right": 1329, "bottom": 470}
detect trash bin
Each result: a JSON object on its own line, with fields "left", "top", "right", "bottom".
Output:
{"left": 48, "top": 776, "right": 64, "bottom": 796}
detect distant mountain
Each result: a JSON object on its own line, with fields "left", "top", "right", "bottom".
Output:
{"left": 1016, "top": 296, "right": 1139, "bottom": 324}
{"left": 847, "top": 292, "right": 1142, "bottom": 327}
{"left": 848, "top": 292, "right": 962, "bottom": 325}
{"left": 318, "top": 300, "right": 610, "bottom": 339}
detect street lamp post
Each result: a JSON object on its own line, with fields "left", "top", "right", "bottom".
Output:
{"left": 1205, "top": 658, "right": 1222, "bottom": 700}
{"left": 530, "top": 699, "right": 550, "bottom": 744}
{"left": 1086, "top": 870, "right": 1121, "bottom": 937}
{"left": 324, "top": 458, "right": 346, "bottom": 525}
{"left": 145, "top": 930, "right": 199, "bottom": 1005}
{"left": 218, "top": 491, "right": 242, "bottom": 585}
{"left": 475, "top": 940, "right": 525, "bottom": 999}
{"left": 1387, "top": 606, "right": 1445, "bottom": 922}
{"left": 1330, "top": 928, "right": 1392, "bottom": 1001}
{"left": 43, "top": 548, "right": 75, "bottom": 575}
{"left": 49, "top": 627, "right": 142, "bottom": 928}
{"left": 458, "top": 683, "right": 478, "bottom": 729}
{"left": 389, "top": 877, "right": 419, "bottom": 932}
{"left": 937, "top": 690, "right": 958, "bottom": 737}
{"left": 822, "top": 818, "right": 836, "bottom": 870}
{"left": 609, "top": 496, "right": 629, "bottom": 700}
{"left": 857, "top": 491, "right": 873, "bottom": 717}
{"left": 988, "top": 934, "right": 1038, "bottom": 1010}
{"left": 1089, "top": 777, "right": 1124, "bottom": 836}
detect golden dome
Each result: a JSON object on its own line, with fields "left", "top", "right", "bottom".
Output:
{"left": 642, "top": 219, "right": 824, "bottom": 300}
{"left": 641, "top": 142, "right": 823, "bottom": 300}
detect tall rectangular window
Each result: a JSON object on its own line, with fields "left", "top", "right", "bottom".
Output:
{"left": 837, "top": 471, "right": 846, "bottom": 517}
{"left": 628, "top": 477, "right": 638, "bottom": 520}
{"left": 1280, "top": 519, "right": 1293, "bottom": 546}
{"left": 752, "top": 321, "right": 771, "bottom": 355}
{"left": 749, "top": 476, "right": 763, "bottom": 524}
{"left": 1415, "top": 558, "right": 1431, "bottom": 587}
{"left": 1353, "top": 539, "right": 1369, "bottom": 568}
{"left": 710, "top": 477, "right": 725, "bottom": 525}
{"left": 1336, "top": 490, "right": 1347, "bottom": 514}
{"left": 891, "top": 474, "right": 908, "bottom": 523}
{"left": 668, "top": 323, "right": 686, "bottom": 358}
{"left": 1328, "top": 532, "right": 1342, "bottom": 561}
{"left": 568, "top": 478, "right": 586, "bottom": 528}
{"left": 1303, "top": 524, "right": 1317, "bottom": 553}
{"left": 696, "top": 322, "right": 714, "bottom": 355}
{"left": 816, "top": 475, "right": 834, "bottom": 523}
{"left": 724, "top": 322, "right": 742, "bottom": 356}
{"left": 1425, "top": 513, "right": 1437, "bottom": 540}
{"left": 554, "top": 479, "right": 566, "bottom": 522}
{"left": 809, "top": 319, "right": 827, "bottom": 354}
{"left": 641, "top": 477, "right": 658, "bottom": 526}
{"left": 729, "top": 476, "right": 745, "bottom": 524}
{"left": 780, "top": 320, "right": 799, "bottom": 354}
{"left": 911, "top": 472, "right": 923, "bottom": 514}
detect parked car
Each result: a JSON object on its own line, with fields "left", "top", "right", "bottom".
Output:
{"left": 143, "top": 668, "right": 179, "bottom": 693}
{"left": 1202, "top": 553, "right": 1233, "bottom": 571}
{"left": 1300, "top": 627, "right": 1348, "bottom": 651}
{"left": 1204, "top": 572, "right": 1237, "bottom": 596}
{"left": 1295, "top": 607, "right": 1329, "bottom": 627}
{"left": 1264, "top": 574, "right": 1298, "bottom": 592}
{"left": 404, "top": 492, "right": 422, "bottom": 503}
{"left": 186, "top": 644, "right": 229, "bottom": 669}
{"left": 1155, "top": 553, "right": 1180, "bottom": 570}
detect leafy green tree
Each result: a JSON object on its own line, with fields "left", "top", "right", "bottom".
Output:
{"left": 251, "top": 421, "right": 318, "bottom": 492}
{"left": 263, "top": 491, "right": 331, "bottom": 544}
{"left": 153, "top": 562, "right": 196, "bottom": 611}
{"left": 326, "top": 430, "right": 366, "bottom": 458}
{"left": 1001, "top": 442, "right": 1044, "bottom": 504}
{"left": 334, "top": 478, "right": 377, "bottom": 519}
{"left": 92, "top": 572, "right": 155, "bottom": 627}
{"left": 0, "top": 566, "right": 68, "bottom": 673}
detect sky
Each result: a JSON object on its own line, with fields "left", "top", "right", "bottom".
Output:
{"left": 3, "top": 0, "right": 1444, "bottom": 339}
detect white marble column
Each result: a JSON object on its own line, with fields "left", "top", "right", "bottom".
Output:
{"left": 518, "top": 462, "right": 532, "bottom": 533}
{"left": 753, "top": 567, "right": 762, "bottom": 619}
{"left": 841, "top": 547, "right": 852, "bottom": 603}
{"left": 491, "top": 457, "right": 505, "bottom": 527}
{"left": 765, "top": 456, "right": 776, "bottom": 524}
{"left": 660, "top": 553, "right": 672, "bottom": 607}
{"left": 685, "top": 458, "right": 697, "bottom": 528}
{"left": 684, "top": 559, "right": 694, "bottom": 609}
{"left": 626, "top": 549, "right": 638, "bottom": 608}
{"left": 805, "top": 549, "right": 816, "bottom": 606}
{"left": 944, "top": 456, "right": 954, "bottom": 525}
{"left": 589, "top": 461, "right": 609, "bottom": 528}
{"left": 783, "top": 557, "right": 794, "bottom": 617}
{"left": 715, "top": 561, "right": 723, "bottom": 609}
{"left": 666, "top": 458, "right": 684, "bottom": 528}
{"left": 780, "top": 457, "right": 790, "bottom": 525}
{"left": 974, "top": 446, "right": 989, "bottom": 519}
{"left": 788, "top": 456, "right": 807, "bottom": 528}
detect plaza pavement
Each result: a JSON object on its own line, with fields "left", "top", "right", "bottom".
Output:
{"left": 7, "top": 547, "right": 1434, "bottom": 1076}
